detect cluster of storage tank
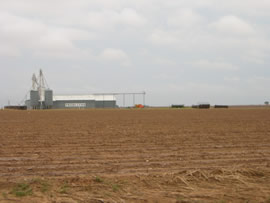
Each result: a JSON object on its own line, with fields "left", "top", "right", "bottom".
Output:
{"left": 30, "top": 89, "right": 53, "bottom": 109}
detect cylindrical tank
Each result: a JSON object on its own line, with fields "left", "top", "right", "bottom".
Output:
{"left": 44, "top": 89, "right": 53, "bottom": 108}
{"left": 30, "top": 90, "right": 39, "bottom": 108}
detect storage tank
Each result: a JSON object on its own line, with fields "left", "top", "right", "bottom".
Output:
{"left": 30, "top": 90, "right": 39, "bottom": 109}
{"left": 44, "top": 89, "right": 53, "bottom": 108}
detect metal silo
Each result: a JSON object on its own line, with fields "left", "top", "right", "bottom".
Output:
{"left": 30, "top": 90, "right": 39, "bottom": 109}
{"left": 44, "top": 89, "right": 53, "bottom": 108}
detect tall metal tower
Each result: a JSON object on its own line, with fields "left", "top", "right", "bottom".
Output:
{"left": 38, "top": 69, "right": 46, "bottom": 103}
{"left": 32, "top": 73, "right": 38, "bottom": 90}
{"left": 30, "top": 69, "right": 50, "bottom": 109}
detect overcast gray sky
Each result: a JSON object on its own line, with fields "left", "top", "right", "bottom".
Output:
{"left": 0, "top": 0, "right": 269, "bottom": 107}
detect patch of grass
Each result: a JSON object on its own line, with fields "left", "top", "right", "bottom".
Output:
{"left": 104, "top": 192, "right": 112, "bottom": 197}
{"left": 30, "top": 178, "right": 43, "bottom": 184}
{"left": 93, "top": 176, "right": 122, "bottom": 193}
{"left": 176, "top": 195, "right": 185, "bottom": 202}
{"left": 2, "top": 192, "right": 7, "bottom": 199}
{"left": 94, "top": 176, "right": 104, "bottom": 183}
{"left": 59, "top": 182, "right": 69, "bottom": 194}
{"left": 41, "top": 182, "right": 51, "bottom": 193}
{"left": 11, "top": 183, "right": 33, "bottom": 197}
{"left": 111, "top": 184, "right": 120, "bottom": 192}
{"left": 31, "top": 178, "right": 51, "bottom": 193}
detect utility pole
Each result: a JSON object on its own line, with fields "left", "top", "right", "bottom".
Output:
{"left": 123, "top": 94, "right": 125, "bottom": 107}
{"left": 143, "top": 91, "right": 146, "bottom": 106}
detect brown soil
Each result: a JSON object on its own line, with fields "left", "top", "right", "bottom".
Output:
{"left": 0, "top": 108, "right": 270, "bottom": 202}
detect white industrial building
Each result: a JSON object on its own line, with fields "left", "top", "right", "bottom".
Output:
{"left": 25, "top": 70, "right": 117, "bottom": 109}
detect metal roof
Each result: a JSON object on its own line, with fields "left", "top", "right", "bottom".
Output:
{"left": 53, "top": 95, "right": 116, "bottom": 101}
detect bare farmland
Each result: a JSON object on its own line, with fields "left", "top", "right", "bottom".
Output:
{"left": 0, "top": 108, "right": 269, "bottom": 202}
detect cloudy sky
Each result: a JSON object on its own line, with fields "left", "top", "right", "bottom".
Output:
{"left": 0, "top": 0, "right": 269, "bottom": 107}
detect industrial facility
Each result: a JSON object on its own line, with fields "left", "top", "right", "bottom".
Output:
{"left": 25, "top": 70, "right": 117, "bottom": 109}
{"left": 22, "top": 70, "right": 146, "bottom": 110}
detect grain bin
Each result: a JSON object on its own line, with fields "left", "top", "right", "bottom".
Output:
{"left": 44, "top": 89, "right": 53, "bottom": 108}
{"left": 30, "top": 90, "right": 39, "bottom": 109}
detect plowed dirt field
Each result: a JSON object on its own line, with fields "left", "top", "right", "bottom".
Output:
{"left": 0, "top": 108, "right": 270, "bottom": 202}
